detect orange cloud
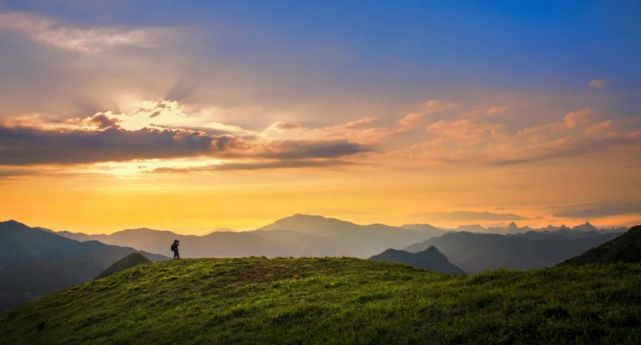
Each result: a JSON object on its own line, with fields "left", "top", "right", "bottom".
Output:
{"left": 392, "top": 108, "right": 641, "bottom": 165}
{"left": 423, "top": 100, "right": 457, "bottom": 114}
{"left": 399, "top": 112, "right": 423, "bottom": 128}
{"left": 563, "top": 108, "right": 592, "bottom": 128}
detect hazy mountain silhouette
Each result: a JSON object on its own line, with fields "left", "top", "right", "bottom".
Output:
{"left": 96, "top": 253, "right": 152, "bottom": 279}
{"left": 404, "top": 228, "right": 623, "bottom": 273}
{"left": 562, "top": 225, "right": 641, "bottom": 265}
{"left": 56, "top": 214, "right": 445, "bottom": 258}
{"left": 451, "top": 221, "right": 623, "bottom": 235}
{"left": 0, "top": 220, "right": 165, "bottom": 311}
{"left": 370, "top": 246, "right": 465, "bottom": 274}
{"left": 257, "top": 214, "right": 446, "bottom": 257}
{"left": 401, "top": 223, "right": 447, "bottom": 234}
{"left": 59, "top": 227, "right": 314, "bottom": 258}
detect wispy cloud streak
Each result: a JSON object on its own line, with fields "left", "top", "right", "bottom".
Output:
{"left": 0, "top": 11, "right": 171, "bottom": 52}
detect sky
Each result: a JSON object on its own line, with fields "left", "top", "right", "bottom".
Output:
{"left": 0, "top": 1, "right": 640, "bottom": 234}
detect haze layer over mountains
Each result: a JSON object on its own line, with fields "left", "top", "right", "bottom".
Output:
{"left": 57, "top": 214, "right": 447, "bottom": 258}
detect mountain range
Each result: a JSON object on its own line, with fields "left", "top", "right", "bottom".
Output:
{"left": 56, "top": 214, "right": 447, "bottom": 259}
{"left": 405, "top": 227, "right": 623, "bottom": 273}
{"left": 453, "top": 221, "right": 626, "bottom": 234}
{"left": 0, "top": 220, "right": 165, "bottom": 312}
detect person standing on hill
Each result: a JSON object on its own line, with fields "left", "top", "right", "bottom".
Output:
{"left": 171, "top": 239, "right": 180, "bottom": 259}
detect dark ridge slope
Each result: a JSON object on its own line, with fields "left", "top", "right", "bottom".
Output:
{"left": 95, "top": 253, "right": 152, "bottom": 279}
{"left": 370, "top": 246, "right": 465, "bottom": 274}
{"left": 563, "top": 225, "right": 641, "bottom": 265}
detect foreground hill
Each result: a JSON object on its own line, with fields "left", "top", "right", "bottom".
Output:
{"left": 1, "top": 258, "right": 640, "bottom": 344}
{"left": 0, "top": 220, "right": 165, "bottom": 312}
{"left": 95, "top": 253, "right": 152, "bottom": 279}
{"left": 563, "top": 225, "right": 641, "bottom": 265}
{"left": 405, "top": 229, "right": 622, "bottom": 273}
{"left": 370, "top": 246, "right": 465, "bottom": 274}
{"left": 57, "top": 214, "right": 444, "bottom": 258}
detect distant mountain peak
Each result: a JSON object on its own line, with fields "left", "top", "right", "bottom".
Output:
{"left": 290, "top": 214, "right": 328, "bottom": 220}
{"left": 370, "top": 246, "right": 465, "bottom": 274}
{"left": 456, "top": 224, "right": 484, "bottom": 230}
{"left": 0, "top": 219, "right": 28, "bottom": 227}
{"left": 423, "top": 245, "right": 440, "bottom": 253}
{"left": 571, "top": 222, "right": 597, "bottom": 231}
{"left": 277, "top": 214, "right": 345, "bottom": 224}
{"left": 259, "top": 214, "right": 356, "bottom": 233}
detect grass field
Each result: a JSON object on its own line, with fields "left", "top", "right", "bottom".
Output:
{"left": 1, "top": 257, "right": 640, "bottom": 345}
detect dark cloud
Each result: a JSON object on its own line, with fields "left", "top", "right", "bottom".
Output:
{"left": 415, "top": 211, "right": 526, "bottom": 222}
{"left": 0, "top": 168, "right": 32, "bottom": 178}
{"left": 553, "top": 202, "right": 641, "bottom": 218}
{"left": 0, "top": 126, "right": 368, "bottom": 166}
{"left": 261, "top": 140, "right": 369, "bottom": 160}
{"left": 88, "top": 114, "right": 120, "bottom": 129}
{"left": 0, "top": 126, "right": 219, "bottom": 165}
{"left": 274, "top": 122, "right": 302, "bottom": 130}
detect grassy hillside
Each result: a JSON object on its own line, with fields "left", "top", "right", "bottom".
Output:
{"left": 1, "top": 258, "right": 640, "bottom": 345}
{"left": 95, "top": 253, "right": 152, "bottom": 279}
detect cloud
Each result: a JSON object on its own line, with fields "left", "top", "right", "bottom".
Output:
{"left": 0, "top": 123, "right": 370, "bottom": 166}
{"left": 0, "top": 101, "right": 371, "bottom": 168}
{"left": 486, "top": 106, "right": 508, "bottom": 116}
{"left": 588, "top": 79, "right": 606, "bottom": 88}
{"left": 396, "top": 100, "right": 458, "bottom": 130}
{"left": 272, "top": 122, "right": 303, "bottom": 130}
{"left": 2, "top": 97, "right": 640, "bottom": 174}
{"left": 398, "top": 112, "right": 422, "bottom": 128}
{"left": 0, "top": 126, "right": 222, "bottom": 165}
{"left": 262, "top": 116, "right": 394, "bottom": 145}
{"left": 423, "top": 100, "right": 457, "bottom": 114}
{"left": 259, "top": 140, "right": 369, "bottom": 160}
{"left": 563, "top": 108, "right": 592, "bottom": 128}
{"left": 153, "top": 159, "right": 351, "bottom": 173}
{"left": 416, "top": 211, "right": 526, "bottom": 222}
{"left": 0, "top": 11, "right": 170, "bottom": 53}
{"left": 87, "top": 114, "right": 120, "bottom": 129}
{"left": 405, "top": 109, "right": 641, "bottom": 165}
{"left": 553, "top": 202, "right": 641, "bottom": 218}
{"left": 343, "top": 116, "right": 378, "bottom": 129}
{"left": 0, "top": 168, "right": 32, "bottom": 178}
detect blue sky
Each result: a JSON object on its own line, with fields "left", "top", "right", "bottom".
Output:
{"left": 3, "top": 0, "right": 640, "bottom": 98}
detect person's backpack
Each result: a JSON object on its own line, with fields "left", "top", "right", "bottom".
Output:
{"left": 171, "top": 243, "right": 176, "bottom": 251}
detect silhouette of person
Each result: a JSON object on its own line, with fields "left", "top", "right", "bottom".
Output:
{"left": 171, "top": 239, "right": 180, "bottom": 259}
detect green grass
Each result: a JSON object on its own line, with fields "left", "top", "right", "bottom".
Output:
{"left": 1, "top": 258, "right": 641, "bottom": 345}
